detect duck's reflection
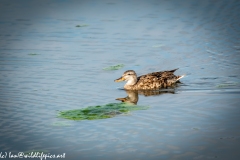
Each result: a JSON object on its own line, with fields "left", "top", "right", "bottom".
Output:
{"left": 116, "top": 90, "right": 139, "bottom": 104}
{"left": 116, "top": 89, "right": 175, "bottom": 105}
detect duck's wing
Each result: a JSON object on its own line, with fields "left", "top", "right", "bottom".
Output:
{"left": 137, "top": 68, "right": 179, "bottom": 80}
{"left": 134, "top": 68, "right": 183, "bottom": 89}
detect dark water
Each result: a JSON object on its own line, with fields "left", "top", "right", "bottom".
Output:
{"left": 0, "top": 0, "right": 240, "bottom": 159}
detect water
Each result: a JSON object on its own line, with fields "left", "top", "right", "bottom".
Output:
{"left": 0, "top": 0, "right": 240, "bottom": 159}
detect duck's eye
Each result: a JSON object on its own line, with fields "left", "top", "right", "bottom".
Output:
{"left": 128, "top": 73, "right": 131, "bottom": 75}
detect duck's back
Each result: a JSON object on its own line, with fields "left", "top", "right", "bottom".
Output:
{"left": 145, "top": 68, "right": 178, "bottom": 77}
{"left": 132, "top": 69, "right": 180, "bottom": 90}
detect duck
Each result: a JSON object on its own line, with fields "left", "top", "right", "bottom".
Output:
{"left": 114, "top": 68, "right": 185, "bottom": 90}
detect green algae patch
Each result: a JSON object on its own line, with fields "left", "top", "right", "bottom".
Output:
{"left": 216, "top": 82, "right": 239, "bottom": 88}
{"left": 58, "top": 103, "right": 148, "bottom": 120}
{"left": 76, "top": 24, "right": 88, "bottom": 27}
{"left": 103, "top": 64, "right": 124, "bottom": 70}
{"left": 28, "top": 53, "right": 39, "bottom": 56}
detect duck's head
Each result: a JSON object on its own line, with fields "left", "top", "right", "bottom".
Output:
{"left": 114, "top": 70, "right": 137, "bottom": 85}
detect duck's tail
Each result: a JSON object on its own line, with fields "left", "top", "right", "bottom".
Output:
{"left": 167, "top": 74, "right": 185, "bottom": 84}
{"left": 176, "top": 74, "right": 185, "bottom": 81}
{"left": 169, "top": 68, "right": 179, "bottom": 73}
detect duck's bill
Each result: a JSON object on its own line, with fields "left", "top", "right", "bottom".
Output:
{"left": 115, "top": 97, "right": 126, "bottom": 102}
{"left": 114, "top": 77, "right": 125, "bottom": 82}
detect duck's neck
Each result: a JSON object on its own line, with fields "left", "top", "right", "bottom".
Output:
{"left": 124, "top": 76, "right": 137, "bottom": 87}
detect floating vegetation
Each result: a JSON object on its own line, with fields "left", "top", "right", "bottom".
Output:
{"left": 51, "top": 122, "right": 72, "bottom": 127}
{"left": 28, "top": 53, "right": 38, "bottom": 56}
{"left": 216, "top": 82, "right": 239, "bottom": 88}
{"left": 76, "top": 24, "right": 88, "bottom": 27}
{"left": 103, "top": 64, "right": 124, "bottom": 70}
{"left": 192, "top": 127, "right": 200, "bottom": 130}
{"left": 58, "top": 103, "right": 149, "bottom": 120}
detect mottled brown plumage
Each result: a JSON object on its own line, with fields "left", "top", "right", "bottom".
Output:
{"left": 114, "top": 68, "right": 184, "bottom": 90}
